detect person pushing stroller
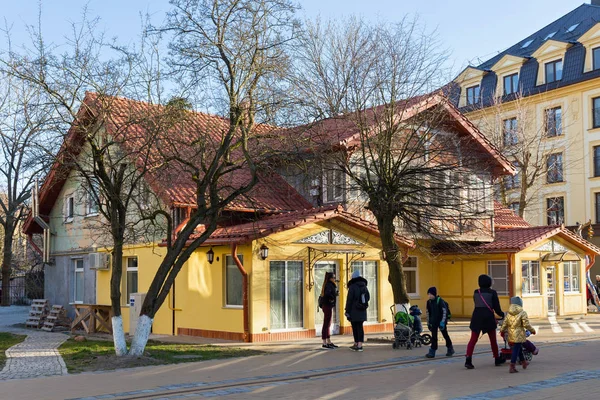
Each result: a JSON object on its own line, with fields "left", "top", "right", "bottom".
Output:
{"left": 500, "top": 296, "right": 536, "bottom": 373}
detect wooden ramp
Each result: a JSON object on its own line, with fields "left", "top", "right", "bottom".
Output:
{"left": 25, "top": 299, "right": 48, "bottom": 329}
{"left": 42, "top": 305, "right": 70, "bottom": 332}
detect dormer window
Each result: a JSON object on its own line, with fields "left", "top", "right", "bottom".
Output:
{"left": 503, "top": 73, "right": 519, "bottom": 95}
{"left": 593, "top": 47, "right": 600, "bottom": 70}
{"left": 521, "top": 39, "right": 534, "bottom": 49}
{"left": 545, "top": 59, "right": 563, "bottom": 83}
{"left": 466, "top": 85, "right": 480, "bottom": 105}
{"left": 544, "top": 32, "right": 557, "bottom": 41}
{"left": 566, "top": 23, "right": 579, "bottom": 33}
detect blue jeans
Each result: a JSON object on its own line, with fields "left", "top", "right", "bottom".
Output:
{"left": 510, "top": 342, "right": 525, "bottom": 363}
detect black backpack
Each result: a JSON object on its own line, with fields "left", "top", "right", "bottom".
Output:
{"left": 356, "top": 286, "right": 369, "bottom": 310}
{"left": 437, "top": 297, "right": 452, "bottom": 320}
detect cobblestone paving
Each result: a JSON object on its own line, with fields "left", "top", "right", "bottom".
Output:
{"left": 0, "top": 306, "right": 68, "bottom": 380}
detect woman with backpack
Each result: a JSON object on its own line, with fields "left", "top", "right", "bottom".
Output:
{"left": 319, "top": 272, "right": 338, "bottom": 349}
{"left": 465, "top": 274, "right": 505, "bottom": 369}
{"left": 345, "top": 269, "right": 370, "bottom": 351}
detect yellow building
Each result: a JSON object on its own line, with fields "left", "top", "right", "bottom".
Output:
{"left": 451, "top": 1, "right": 600, "bottom": 279}
{"left": 95, "top": 203, "right": 600, "bottom": 341}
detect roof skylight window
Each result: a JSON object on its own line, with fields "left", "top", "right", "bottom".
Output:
{"left": 566, "top": 23, "right": 579, "bottom": 33}
{"left": 544, "top": 31, "right": 557, "bottom": 40}
{"left": 521, "top": 39, "right": 534, "bottom": 48}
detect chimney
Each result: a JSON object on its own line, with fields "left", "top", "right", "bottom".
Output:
{"left": 593, "top": 0, "right": 600, "bottom": 6}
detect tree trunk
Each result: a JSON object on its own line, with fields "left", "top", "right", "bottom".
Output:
{"left": 1, "top": 222, "right": 15, "bottom": 307}
{"left": 128, "top": 249, "right": 181, "bottom": 356}
{"left": 110, "top": 234, "right": 127, "bottom": 356}
{"left": 376, "top": 214, "right": 410, "bottom": 305}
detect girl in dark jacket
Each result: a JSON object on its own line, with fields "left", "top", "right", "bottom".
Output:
{"left": 320, "top": 272, "right": 338, "bottom": 349}
{"left": 345, "top": 269, "right": 370, "bottom": 351}
{"left": 465, "top": 274, "right": 505, "bottom": 369}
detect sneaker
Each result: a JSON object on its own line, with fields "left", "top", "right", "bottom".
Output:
{"left": 446, "top": 347, "right": 455, "bottom": 357}
{"left": 349, "top": 345, "right": 359, "bottom": 351}
{"left": 322, "top": 344, "right": 333, "bottom": 349}
{"left": 356, "top": 347, "right": 364, "bottom": 352}
{"left": 328, "top": 343, "right": 339, "bottom": 348}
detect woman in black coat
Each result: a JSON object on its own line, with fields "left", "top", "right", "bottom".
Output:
{"left": 345, "top": 269, "right": 370, "bottom": 352}
{"left": 320, "top": 272, "right": 338, "bottom": 349}
{"left": 465, "top": 274, "right": 505, "bottom": 369}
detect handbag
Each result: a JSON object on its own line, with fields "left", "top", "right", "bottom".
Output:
{"left": 478, "top": 289, "right": 499, "bottom": 326}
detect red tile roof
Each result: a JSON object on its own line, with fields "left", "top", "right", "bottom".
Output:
{"left": 434, "top": 225, "right": 600, "bottom": 255}
{"left": 493, "top": 201, "right": 530, "bottom": 229}
{"left": 183, "top": 205, "right": 414, "bottom": 248}
{"left": 270, "top": 93, "right": 515, "bottom": 177}
{"left": 25, "top": 93, "right": 312, "bottom": 233}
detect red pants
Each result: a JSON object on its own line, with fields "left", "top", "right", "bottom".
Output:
{"left": 321, "top": 305, "right": 333, "bottom": 339}
{"left": 466, "top": 330, "right": 499, "bottom": 358}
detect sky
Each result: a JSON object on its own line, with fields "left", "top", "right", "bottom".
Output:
{"left": 0, "top": 0, "right": 591, "bottom": 77}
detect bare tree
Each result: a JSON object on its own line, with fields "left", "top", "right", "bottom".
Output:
{"left": 472, "top": 92, "right": 579, "bottom": 222}
{"left": 290, "top": 17, "right": 511, "bottom": 306}
{"left": 124, "top": 0, "right": 298, "bottom": 355}
{"left": 1, "top": 10, "right": 173, "bottom": 354}
{"left": 0, "top": 67, "right": 54, "bottom": 306}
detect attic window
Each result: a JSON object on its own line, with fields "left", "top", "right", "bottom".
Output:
{"left": 566, "top": 23, "right": 579, "bottom": 33}
{"left": 544, "top": 32, "right": 557, "bottom": 40}
{"left": 521, "top": 39, "right": 534, "bottom": 48}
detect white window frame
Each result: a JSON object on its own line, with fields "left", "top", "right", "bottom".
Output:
{"left": 73, "top": 258, "right": 84, "bottom": 304}
{"left": 225, "top": 255, "right": 244, "bottom": 308}
{"left": 323, "top": 168, "right": 345, "bottom": 203}
{"left": 350, "top": 260, "right": 379, "bottom": 323}
{"left": 65, "top": 195, "right": 75, "bottom": 223}
{"left": 563, "top": 261, "right": 580, "bottom": 293}
{"left": 123, "top": 257, "right": 139, "bottom": 305}
{"left": 403, "top": 256, "right": 419, "bottom": 297}
{"left": 269, "top": 260, "right": 304, "bottom": 331}
{"left": 488, "top": 260, "right": 509, "bottom": 296}
{"left": 86, "top": 180, "right": 100, "bottom": 216}
{"left": 522, "top": 260, "right": 541, "bottom": 295}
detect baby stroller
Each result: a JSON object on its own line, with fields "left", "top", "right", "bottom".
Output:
{"left": 499, "top": 329, "right": 534, "bottom": 362}
{"left": 391, "top": 305, "right": 431, "bottom": 349}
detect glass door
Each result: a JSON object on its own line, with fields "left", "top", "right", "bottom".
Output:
{"left": 314, "top": 261, "right": 339, "bottom": 336}
{"left": 546, "top": 266, "right": 556, "bottom": 316}
{"left": 270, "top": 261, "right": 304, "bottom": 330}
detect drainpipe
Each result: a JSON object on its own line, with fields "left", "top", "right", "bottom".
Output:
{"left": 231, "top": 243, "right": 250, "bottom": 342}
{"left": 506, "top": 253, "right": 514, "bottom": 297}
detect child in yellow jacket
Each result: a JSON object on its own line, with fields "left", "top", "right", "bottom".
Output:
{"left": 500, "top": 296, "right": 536, "bottom": 373}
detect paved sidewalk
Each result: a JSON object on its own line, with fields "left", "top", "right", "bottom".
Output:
{"left": 0, "top": 306, "right": 68, "bottom": 380}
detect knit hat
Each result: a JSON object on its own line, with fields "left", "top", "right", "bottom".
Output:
{"left": 510, "top": 296, "right": 523, "bottom": 307}
{"left": 478, "top": 274, "right": 492, "bottom": 289}
{"left": 351, "top": 269, "right": 361, "bottom": 279}
{"left": 427, "top": 287, "right": 437, "bottom": 297}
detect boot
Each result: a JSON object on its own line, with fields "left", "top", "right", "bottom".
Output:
{"left": 446, "top": 346, "right": 455, "bottom": 357}
{"left": 520, "top": 360, "right": 529, "bottom": 369}
{"left": 509, "top": 363, "right": 518, "bottom": 373}
{"left": 465, "top": 356, "right": 474, "bottom": 369}
{"left": 425, "top": 348, "right": 436, "bottom": 358}
{"left": 495, "top": 356, "right": 506, "bottom": 366}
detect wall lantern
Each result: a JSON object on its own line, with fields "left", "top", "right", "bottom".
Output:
{"left": 206, "top": 247, "right": 214, "bottom": 264}
{"left": 260, "top": 244, "right": 269, "bottom": 260}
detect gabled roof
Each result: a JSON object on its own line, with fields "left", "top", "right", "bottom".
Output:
{"left": 184, "top": 205, "right": 414, "bottom": 248}
{"left": 493, "top": 201, "right": 530, "bottom": 229}
{"left": 24, "top": 93, "right": 312, "bottom": 234}
{"left": 273, "top": 93, "right": 515, "bottom": 177}
{"left": 452, "top": 4, "right": 600, "bottom": 111}
{"left": 434, "top": 225, "right": 600, "bottom": 255}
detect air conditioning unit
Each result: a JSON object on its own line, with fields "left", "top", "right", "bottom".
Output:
{"left": 89, "top": 252, "right": 110, "bottom": 270}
